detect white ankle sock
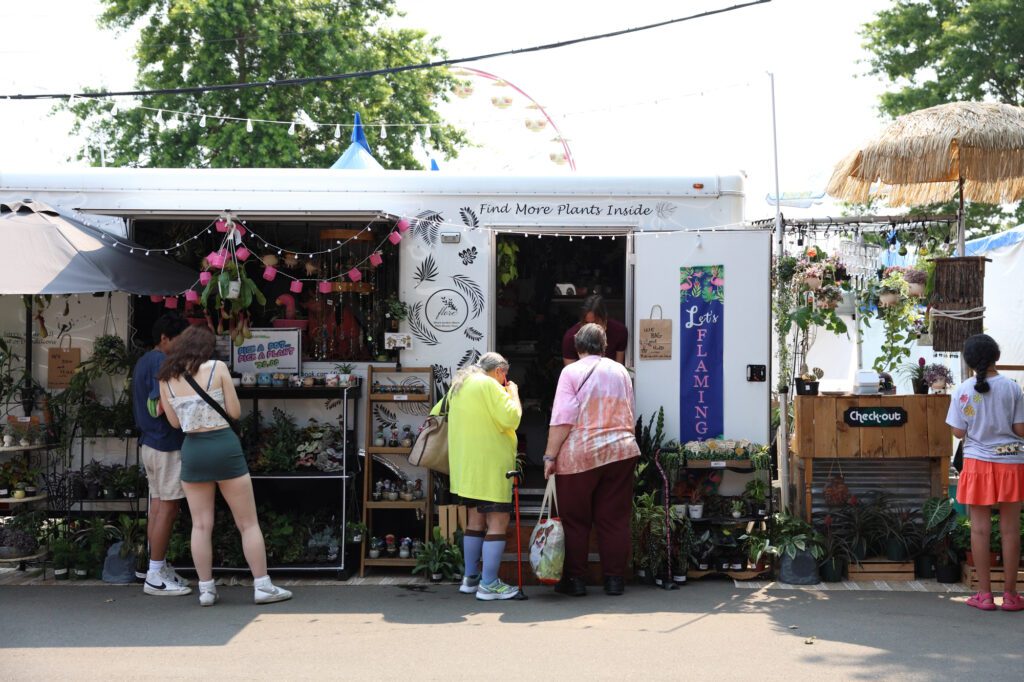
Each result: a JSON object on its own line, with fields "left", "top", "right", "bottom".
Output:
{"left": 149, "top": 560, "right": 166, "bottom": 573}
{"left": 253, "top": 575, "right": 273, "bottom": 589}
{"left": 199, "top": 579, "right": 216, "bottom": 592}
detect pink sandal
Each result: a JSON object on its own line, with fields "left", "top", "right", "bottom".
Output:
{"left": 966, "top": 592, "right": 996, "bottom": 611}
{"left": 1001, "top": 592, "right": 1024, "bottom": 612}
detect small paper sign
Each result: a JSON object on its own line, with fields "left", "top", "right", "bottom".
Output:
{"left": 711, "top": 461, "right": 727, "bottom": 468}
{"left": 394, "top": 395, "right": 409, "bottom": 401}
{"left": 47, "top": 341, "right": 81, "bottom": 389}
{"left": 639, "top": 305, "right": 672, "bottom": 360}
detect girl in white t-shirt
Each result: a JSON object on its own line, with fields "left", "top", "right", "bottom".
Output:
{"left": 946, "top": 334, "right": 1024, "bottom": 611}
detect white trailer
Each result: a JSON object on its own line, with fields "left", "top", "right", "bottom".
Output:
{"left": 0, "top": 169, "right": 770, "bottom": 449}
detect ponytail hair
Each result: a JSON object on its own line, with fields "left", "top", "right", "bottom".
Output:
{"left": 963, "top": 334, "right": 1001, "bottom": 394}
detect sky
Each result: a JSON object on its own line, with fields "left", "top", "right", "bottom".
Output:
{"left": 0, "top": 0, "right": 895, "bottom": 220}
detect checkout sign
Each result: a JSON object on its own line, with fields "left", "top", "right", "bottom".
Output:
{"left": 843, "top": 406, "right": 908, "bottom": 428}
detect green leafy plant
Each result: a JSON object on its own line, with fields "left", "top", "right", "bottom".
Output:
{"left": 252, "top": 408, "right": 301, "bottom": 473}
{"left": 497, "top": 240, "right": 520, "bottom": 286}
{"left": 634, "top": 408, "right": 665, "bottom": 493}
{"left": 769, "top": 511, "right": 824, "bottom": 561}
{"left": 412, "top": 527, "right": 459, "bottom": 580}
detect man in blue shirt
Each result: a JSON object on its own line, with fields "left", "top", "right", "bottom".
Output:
{"left": 132, "top": 313, "right": 192, "bottom": 596}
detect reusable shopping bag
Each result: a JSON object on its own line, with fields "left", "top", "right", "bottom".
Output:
{"left": 529, "top": 476, "right": 565, "bottom": 584}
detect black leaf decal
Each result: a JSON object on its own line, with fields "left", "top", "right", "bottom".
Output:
{"left": 464, "top": 326, "right": 483, "bottom": 341}
{"left": 459, "top": 207, "right": 479, "bottom": 228}
{"left": 408, "top": 301, "right": 439, "bottom": 345}
{"left": 451, "top": 274, "right": 484, "bottom": 320}
{"left": 412, "top": 210, "right": 442, "bottom": 247}
{"left": 396, "top": 402, "right": 431, "bottom": 416}
{"left": 431, "top": 364, "right": 451, "bottom": 395}
{"left": 373, "top": 404, "right": 397, "bottom": 430}
{"left": 458, "top": 246, "right": 478, "bottom": 266}
{"left": 458, "top": 348, "right": 482, "bottom": 369}
{"left": 413, "top": 254, "right": 438, "bottom": 288}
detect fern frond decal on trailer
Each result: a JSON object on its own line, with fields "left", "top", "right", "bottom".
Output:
{"left": 411, "top": 211, "right": 443, "bottom": 247}
{"left": 408, "top": 301, "right": 439, "bottom": 346}
{"left": 451, "top": 274, "right": 484, "bottom": 319}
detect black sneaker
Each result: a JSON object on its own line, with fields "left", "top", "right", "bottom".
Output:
{"left": 553, "top": 576, "right": 587, "bottom": 596}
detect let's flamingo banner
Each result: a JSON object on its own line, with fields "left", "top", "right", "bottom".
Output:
{"left": 679, "top": 266, "right": 724, "bottom": 440}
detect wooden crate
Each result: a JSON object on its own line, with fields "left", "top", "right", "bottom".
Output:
{"left": 847, "top": 559, "right": 915, "bottom": 582}
{"left": 437, "top": 504, "right": 467, "bottom": 542}
{"left": 962, "top": 564, "right": 1024, "bottom": 591}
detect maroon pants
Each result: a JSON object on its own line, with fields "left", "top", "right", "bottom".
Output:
{"left": 555, "top": 457, "right": 636, "bottom": 579}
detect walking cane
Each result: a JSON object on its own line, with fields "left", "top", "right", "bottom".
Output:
{"left": 505, "top": 469, "right": 529, "bottom": 600}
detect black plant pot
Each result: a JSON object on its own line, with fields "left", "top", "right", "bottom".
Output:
{"left": 851, "top": 538, "right": 868, "bottom": 561}
{"left": 935, "top": 561, "right": 961, "bottom": 584}
{"left": 794, "top": 379, "right": 819, "bottom": 396}
{"left": 884, "top": 538, "right": 908, "bottom": 561}
{"left": 779, "top": 550, "right": 820, "bottom": 585}
{"left": 72, "top": 480, "right": 88, "bottom": 500}
{"left": 914, "top": 555, "right": 936, "bottom": 579}
{"left": 820, "top": 557, "right": 846, "bottom": 583}
{"left": 911, "top": 379, "right": 929, "bottom": 395}
{"left": 86, "top": 483, "right": 101, "bottom": 500}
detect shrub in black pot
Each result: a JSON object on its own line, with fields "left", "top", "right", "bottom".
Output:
{"left": 772, "top": 512, "right": 824, "bottom": 585}
{"left": 816, "top": 514, "right": 851, "bottom": 583}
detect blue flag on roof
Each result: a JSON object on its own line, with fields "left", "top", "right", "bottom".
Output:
{"left": 330, "top": 112, "right": 383, "bottom": 170}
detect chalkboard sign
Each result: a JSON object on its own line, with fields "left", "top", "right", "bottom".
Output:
{"left": 232, "top": 328, "right": 301, "bottom": 374}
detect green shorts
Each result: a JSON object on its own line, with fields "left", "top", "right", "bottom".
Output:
{"left": 180, "top": 428, "right": 249, "bottom": 483}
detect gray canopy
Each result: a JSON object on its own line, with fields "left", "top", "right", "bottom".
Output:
{"left": 0, "top": 199, "right": 197, "bottom": 296}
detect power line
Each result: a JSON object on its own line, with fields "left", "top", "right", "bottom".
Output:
{"left": 1, "top": 1, "right": 771, "bottom": 101}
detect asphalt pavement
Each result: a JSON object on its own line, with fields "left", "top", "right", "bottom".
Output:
{"left": 1, "top": 580, "right": 1020, "bottom": 680}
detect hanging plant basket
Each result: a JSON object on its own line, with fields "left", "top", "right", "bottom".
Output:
{"left": 930, "top": 257, "right": 988, "bottom": 352}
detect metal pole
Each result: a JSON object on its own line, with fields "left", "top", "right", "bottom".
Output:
{"left": 957, "top": 177, "right": 966, "bottom": 257}
{"left": 768, "top": 71, "right": 790, "bottom": 511}
{"left": 21, "top": 295, "right": 34, "bottom": 417}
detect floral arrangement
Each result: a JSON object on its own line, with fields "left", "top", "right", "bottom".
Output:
{"left": 877, "top": 272, "right": 909, "bottom": 296}
{"left": 903, "top": 269, "right": 927, "bottom": 285}
{"left": 923, "top": 363, "right": 954, "bottom": 387}
{"left": 814, "top": 284, "right": 844, "bottom": 308}
{"left": 680, "top": 438, "right": 764, "bottom": 461}
{"left": 899, "top": 357, "right": 926, "bottom": 382}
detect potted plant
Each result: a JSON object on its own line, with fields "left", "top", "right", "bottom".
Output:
{"left": 2, "top": 424, "right": 14, "bottom": 447}
{"left": 877, "top": 272, "right": 908, "bottom": 308}
{"left": 770, "top": 512, "right": 824, "bottom": 585}
{"left": 384, "top": 295, "right": 408, "bottom": 332}
{"left": 832, "top": 496, "right": 885, "bottom": 561}
{"left": 334, "top": 363, "right": 357, "bottom": 387}
{"left": 670, "top": 509, "right": 694, "bottom": 584}
{"left": 346, "top": 521, "right": 367, "bottom": 545}
{"left": 744, "top": 478, "right": 769, "bottom": 516}
{"left": 18, "top": 425, "right": 33, "bottom": 447}
{"left": 82, "top": 459, "right": 105, "bottom": 500}
{"left": 817, "top": 514, "right": 852, "bottom": 582}
{"left": 904, "top": 268, "right": 927, "bottom": 297}
{"left": 730, "top": 499, "right": 745, "bottom": 519}
{"left": 368, "top": 537, "right": 382, "bottom": 559}
{"left": 687, "top": 486, "right": 704, "bottom": 520}
{"left": 922, "top": 363, "right": 953, "bottom": 393}
{"left": 742, "top": 527, "right": 772, "bottom": 572}
{"left": 880, "top": 504, "right": 920, "bottom": 562}
{"left": 794, "top": 366, "right": 823, "bottom": 396}
{"left": 802, "top": 262, "right": 824, "bottom": 290}
{"left": 898, "top": 357, "right": 930, "bottom": 395}
{"left": 116, "top": 514, "right": 149, "bottom": 577}
{"left": 814, "top": 284, "right": 843, "bottom": 310}
{"left": 0, "top": 461, "right": 12, "bottom": 498}
{"left": 412, "top": 527, "right": 457, "bottom": 582}
{"left": 50, "top": 536, "right": 74, "bottom": 581}
{"left": 689, "top": 530, "right": 713, "bottom": 572}
{"left": 920, "top": 498, "right": 963, "bottom": 583}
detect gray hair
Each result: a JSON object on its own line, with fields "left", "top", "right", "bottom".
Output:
{"left": 449, "top": 352, "right": 509, "bottom": 397}
{"left": 574, "top": 323, "right": 607, "bottom": 356}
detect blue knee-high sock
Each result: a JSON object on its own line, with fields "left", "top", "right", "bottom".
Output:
{"left": 463, "top": 531, "right": 484, "bottom": 578}
{"left": 481, "top": 536, "right": 506, "bottom": 584}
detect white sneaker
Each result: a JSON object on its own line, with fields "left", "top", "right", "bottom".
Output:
{"left": 162, "top": 563, "right": 190, "bottom": 587}
{"left": 198, "top": 583, "right": 219, "bottom": 607}
{"left": 459, "top": 575, "right": 481, "bottom": 594}
{"left": 254, "top": 582, "right": 293, "bottom": 604}
{"left": 475, "top": 579, "right": 519, "bottom": 601}
{"left": 144, "top": 570, "right": 193, "bottom": 596}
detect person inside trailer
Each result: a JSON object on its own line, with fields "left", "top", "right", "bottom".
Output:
{"left": 562, "top": 294, "right": 628, "bottom": 366}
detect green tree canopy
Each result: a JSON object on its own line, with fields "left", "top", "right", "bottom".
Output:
{"left": 66, "top": 0, "right": 466, "bottom": 169}
{"left": 861, "top": 0, "right": 1024, "bottom": 236}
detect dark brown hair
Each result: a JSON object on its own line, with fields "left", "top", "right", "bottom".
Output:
{"left": 963, "top": 334, "right": 1000, "bottom": 394}
{"left": 579, "top": 294, "right": 607, "bottom": 325}
{"left": 157, "top": 325, "right": 216, "bottom": 381}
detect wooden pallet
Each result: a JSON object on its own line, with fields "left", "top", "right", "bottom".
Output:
{"left": 847, "top": 559, "right": 915, "bottom": 582}
{"left": 962, "top": 564, "right": 1024, "bottom": 591}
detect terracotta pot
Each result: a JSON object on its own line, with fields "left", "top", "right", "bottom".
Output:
{"left": 878, "top": 292, "right": 900, "bottom": 307}
{"left": 803, "top": 276, "right": 822, "bottom": 290}
{"left": 907, "top": 282, "right": 925, "bottom": 297}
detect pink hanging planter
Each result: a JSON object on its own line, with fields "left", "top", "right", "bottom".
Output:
{"left": 290, "top": 280, "right": 304, "bottom": 294}
{"left": 262, "top": 266, "right": 278, "bottom": 282}
{"left": 318, "top": 280, "right": 333, "bottom": 294}
{"left": 234, "top": 223, "right": 247, "bottom": 237}
{"left": 347, "top": 268, "right": 362, "bottom": 282}
{"left": 164, "top": 296, "right": 179, "bottom": 309}
{"left": 235, "top": 246, "right": 251, "bottom": 261}
{"left": 199, "top": 271, "right": 213, "bottom": 285}
{"left": 388, "top": 231, "right": 402, "bottom": 245}
{"left": 185, "top": 290, "right": 200, "bottom": 303}
{"left": 369, "top": 251, "right": 383, "bottom": 267}
{"left": 149, "top": 295, "right": 164, "bottom": 304}
{"left": 396, "top": 218, "right": 411, "bottom": 233}
{"left": 215, "top": 219, "right": 229, "bottom": 232}
{"left": 206, "top": 251, "right": 225, "bottom": 269}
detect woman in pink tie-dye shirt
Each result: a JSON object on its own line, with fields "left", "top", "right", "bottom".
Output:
{"left": 543, "top": 323, "right": 640, "bottom": 597}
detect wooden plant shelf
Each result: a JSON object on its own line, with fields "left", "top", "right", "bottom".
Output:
{"left": 0, "top": 493, "right": 47, "bottom": 505}
{"left": 363, "top": 557, "right": 417, "bottom": 567}
{"left": 365, "top": 500, "right": 427, "bottom": 510}
{"left": 367, "top": 446, "right": 413, "bottom": 455}
{"left": 684, "top": 459, "right": 753, "bottom": 469}
{"left": 962, "top": 564, "right": 1024, "bottom": 591}
{"left": 687, "top": 568, "right": 768, "bottom": 581}
{"left": 847, "top": 559, "right": 915, "bottom": 582}
{"left": 368, "top": 393, "right": 429, "bottom": 402}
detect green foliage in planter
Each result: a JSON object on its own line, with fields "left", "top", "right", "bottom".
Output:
{"left": 412, "top": 527, "right": 459, "bottom": 579}
{"left": 631, "top": 492, "right": 668, "bottom": 575}
{"left": 634, "top": 408, "right": 665, "bottom": 494}
{"left": 251, "top": 408, "right": 301, "bottom": 473}
{"left": 769, "top": 512, "right": 824, "bottom": 561}
{"left": 260, "top": 507, "right": 305, "bottom": 565}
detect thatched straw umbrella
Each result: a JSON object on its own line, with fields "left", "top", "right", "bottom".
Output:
{"left": 827, "top": 102, "right": 1024, "bottom": 255}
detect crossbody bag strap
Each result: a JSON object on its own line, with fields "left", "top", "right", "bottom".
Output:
{"left": 182, "top": 370, "right": 236, "bottom": 429}
{"left": 577, "top": 357, "right": 602, "bottom": 394}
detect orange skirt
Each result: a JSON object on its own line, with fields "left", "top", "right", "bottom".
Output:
{"left": 957, "top": 457, "right": 1024, "bottom": 506}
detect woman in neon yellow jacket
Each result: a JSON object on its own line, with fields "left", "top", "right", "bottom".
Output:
{"left": 431, "top": 352, "right": 522, "bottom": 600}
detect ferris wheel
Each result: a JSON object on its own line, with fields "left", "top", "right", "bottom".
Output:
{"left": 443, "top": 67, "right": 576, "bottom": 172}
